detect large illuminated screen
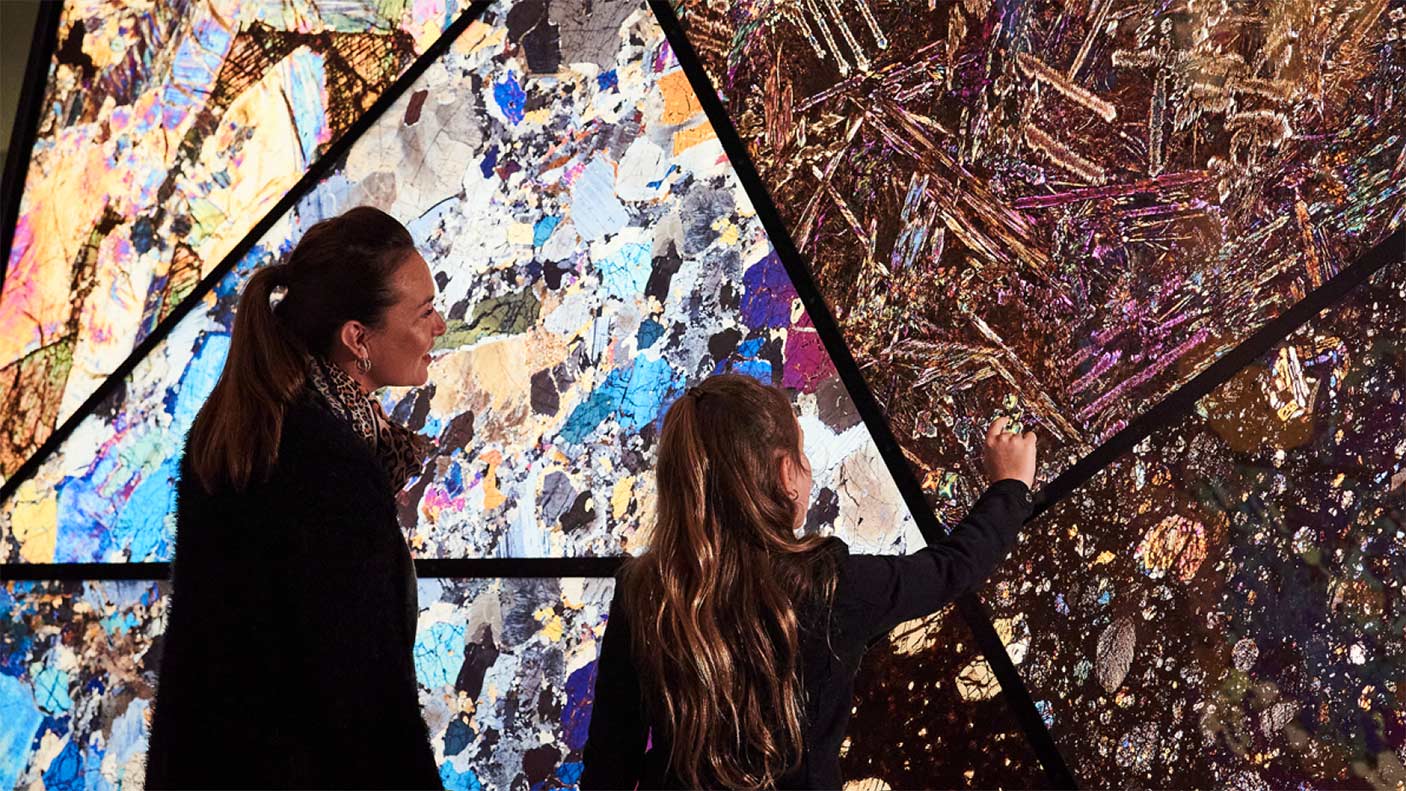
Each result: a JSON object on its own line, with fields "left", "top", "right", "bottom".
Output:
{"left": 1, "top": 1, "right": 914, "bottom": 565}
{"left": 982, "top": 261, "right": 1406, "bottom": 786}
{"left": 675, "top": 0, "right": 1405, "bottom": 523}
{"left": 3, "top": 0, "right": 1402, "bottom": 787}
{"left": 0, "top": 1, "right": 456, "bottom": 479}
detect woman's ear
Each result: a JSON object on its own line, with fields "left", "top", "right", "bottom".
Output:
{"left": 337, "top": 320, "right": 370, "bottom": 360}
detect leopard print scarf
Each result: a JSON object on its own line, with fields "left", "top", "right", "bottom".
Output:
{"left": 306, "top": 355, "right": 433, "bottom": 489}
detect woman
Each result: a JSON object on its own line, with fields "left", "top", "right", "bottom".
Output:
{"left": 580, "top": 374, "right": 1037, "bottom": 789}
{"left": 145, "top": 207, "right": 447, "bottom": 789}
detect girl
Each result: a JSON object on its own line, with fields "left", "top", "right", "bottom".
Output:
{"left": 146, "top": 207, "right": 447, "bottom": 788}
{"left": 581, "top": 373, "right": 1036, "bottom": 789}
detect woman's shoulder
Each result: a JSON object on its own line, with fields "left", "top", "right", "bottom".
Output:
{"left": 278, "top": 396, "right": 381, "bottom": 475}
{"left": 209, "top": 395, "right": 393, "bottom": 508}
{"left": 830, "top": 542, "right": 918, "bottom": 605}
{"left": 174, "top": 398, "right": 371, "bottom": 495}
{"left": 275, "top": 399, "right": 400, "bottom": 542}
{"left": 280, "top": 394, "right": 359, "bottom": 447}
{"left": 819, "top": 535, "right": 850, "bottom": 560}
{"left": 805, "top": 535, "right": 851, "bottom": 578}
{"left": 611, "top": 555, "right": 645, "bottom": 601}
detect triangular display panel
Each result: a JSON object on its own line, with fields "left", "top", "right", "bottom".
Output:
{"left": 985, "top": 260, "right": 1406, "bottom": 786}
{"left": 0, "top": 2, "right": 1065, "bottom": 787}
{"left": 0, "top": 0, "right": 460, "bottom": 480}
{"left": 1, "top": 2, "right": 917, "bottom": 566}
{"left": 672, "top": 0, "right": 1405, "bottom": 524}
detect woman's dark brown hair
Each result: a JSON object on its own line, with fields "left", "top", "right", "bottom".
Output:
{"left": 187, "top": 207, "right": 417, "bottom": 493}
{"left": 619, "top": 373, "right": 842, "bottom": 788}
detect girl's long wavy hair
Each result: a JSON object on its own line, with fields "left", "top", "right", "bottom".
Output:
{"left": 619, "top": 373, "right": 842, "bottom": 788}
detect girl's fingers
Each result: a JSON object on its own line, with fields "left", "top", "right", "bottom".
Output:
{"left": 987, "top": 416, "right": 1010, "bottom": 444}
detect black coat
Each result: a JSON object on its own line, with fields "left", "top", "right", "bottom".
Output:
{"left": 145, "top": 395, "right": 441, "bottom": 789}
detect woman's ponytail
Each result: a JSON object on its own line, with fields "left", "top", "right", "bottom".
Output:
{"left": 186, "top": 265, "right": 308, "bottom": 493}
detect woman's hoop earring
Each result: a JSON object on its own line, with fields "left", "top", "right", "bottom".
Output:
{"left": 356, "top": 356, "right": 372, "bottom": 374}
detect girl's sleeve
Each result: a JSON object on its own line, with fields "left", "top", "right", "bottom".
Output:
{"left": 845, "top": 479, "right": 1033, "bottom": 642}
{"left": 580, "top": 581, "right": 649, "bottom": 790}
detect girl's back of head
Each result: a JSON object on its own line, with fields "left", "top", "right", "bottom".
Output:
{"left": 620, "top": 373, "right": 841, "bottom": 788}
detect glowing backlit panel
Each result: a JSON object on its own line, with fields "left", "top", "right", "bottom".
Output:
{"left": 0, "top": 0, "right": 915, "bottom": 563}
{"left": 0, "top": 580, "right": 168, "bottom": 790}
{"left": 0, "top": 578, "right": 609, "bottom": 790}
{"left": 674, "top": 0, "right": 1406, "bottom": 523}
{"left": 981, "top": 261, "right": 1406, "bottom": 785}
{"left": 0, "top": 0, "right": 456, "bottom": 480}
{"left": 0, "top": 582, "right": 1049, "bottom": 790}
{"left": 415, "top": 576, "right": 614, "bottom": 790}
{"left": 843, "top": 607, "right": 1046, "bottom": 788}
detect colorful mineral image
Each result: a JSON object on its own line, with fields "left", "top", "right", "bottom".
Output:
{"left": 0, "top": 577, "right": 610, "bottom": 790}
{"left": 0, "top": 1, "right": 458, "bottom": 480}
{"left": 0, "top": 580, "right": 169, "bottom": 790}
{"left": 1, "top": 577, "right": 1059, "bottom": 789}
{"left": 0, "top": 0, "right": 915, "bottom": 564}
{"left": 4, "top": 0, "right": 1404, "bottom": 788}
{"left": 843, "top": 606, "right": 1048, "bottom": 788}
{"left": 674, "top": 0, "right": 1406, "bottom": 522}
{"left": 979, "top": 261, "right": 1406, "bottom": 786}
{"left": 412, "top": 576, "right": 615, "bottom": 790}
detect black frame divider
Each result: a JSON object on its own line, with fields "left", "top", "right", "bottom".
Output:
{"left": 3, "top": 562, "right": 170, "bottom": 582}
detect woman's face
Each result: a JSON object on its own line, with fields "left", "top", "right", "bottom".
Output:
{"left": 365, "top": 252, "right": 446, "bottom": 388}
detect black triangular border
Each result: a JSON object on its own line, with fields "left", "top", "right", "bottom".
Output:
{"left": 648, "top": 3, "right": 1077, "bottom": 783}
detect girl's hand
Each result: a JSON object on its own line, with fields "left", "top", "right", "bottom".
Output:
{"left": 983, "top": 416, "right": 1037, "bottom": 489}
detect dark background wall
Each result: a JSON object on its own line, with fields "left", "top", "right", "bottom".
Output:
{"left": 1, "top": 1, "right": 42, "bottom": 167}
